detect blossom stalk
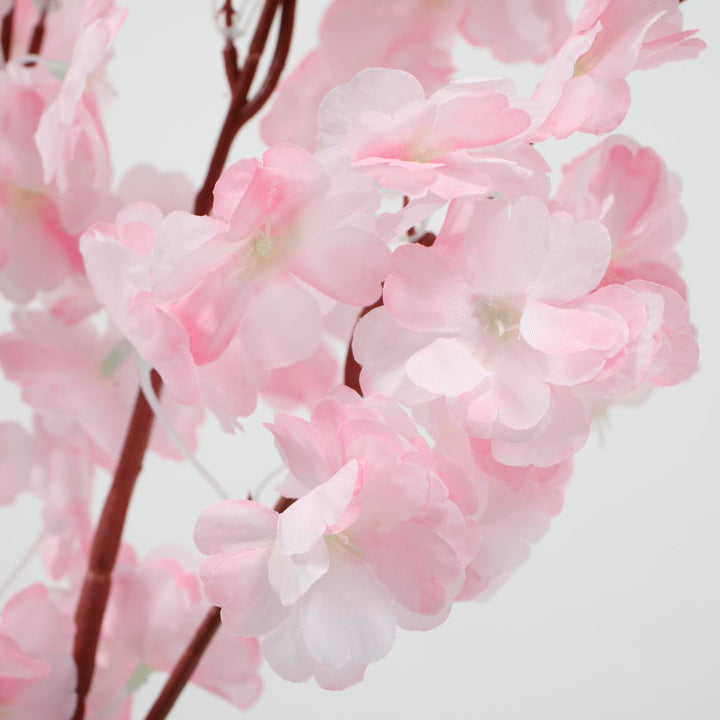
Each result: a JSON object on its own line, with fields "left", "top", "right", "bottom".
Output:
{"left": 143, "top": 606, "right": 223, "bottom": 720}
{"left": 194, "top": 0, "right": 295, "bottom": 215}
{"left": 1, "top": 2, "right": 13, "bottom": 62}
{"left": 27, "top": 3, "right": 49, "bottom": 57}
{"left": 143, "top": 494, "right": 293, "bottom": 719}
{"left": 344, "top": 231, "right": 436, "bottom": 394}
{"left": 71, "top": 370, "right": 162, "bottom": 720}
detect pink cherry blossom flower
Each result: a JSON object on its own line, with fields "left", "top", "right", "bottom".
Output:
{"left": 355, "top": 195, "right": 622, "bottom": 465}
{"left": 0, "top": 79, "right": 91, "bottom": 302}
{"left": 0, "top": 585, "right": 76, "bottom": 720}
{"left": 318, "top": 68, "right": 535, "bottom": 203}
{"left": 420, "top": 404, "right": 572, "bottom": 599}
{"left": 81, "top": 145, "right": 388, "bottom": 413}
{"left": 87, "top": 548, "right": 262, "bottom": 718}
{"left": 553, "top": 135, "right": 688, "bottom": 296}
{"left": 533, "top": 0, "right": 705, "bottom": 139}
{"left": 0, "top": 309, "right": 202, "bottom": 467}
{"left": 195, "top": 392, "right": 481, "bottom": 689}
{"left": 460, "top": 0, "right": 572, "bottom": 63}
{"left": 0, "top": 422, "right": 34, "bottom": 506}
{"left": 262, "top": 0, "right": 467, "bottom": 149}
{"left": 34, "top": 1, "right": 126, "bottom": 227}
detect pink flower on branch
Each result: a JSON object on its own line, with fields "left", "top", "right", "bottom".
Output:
{"left": 196, "top": 392, "right": 481, "bottom": 689}
{"left": 354, "top": 194, "right": 697, "bottom": 467}
{"left": 533, "top": 0, "right": 705, "bottom": 139}
{"left": 80, "top": 144, "right": 389, "bottom": 416}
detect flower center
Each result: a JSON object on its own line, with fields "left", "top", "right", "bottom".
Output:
{"left": 327, "top": 532, "right": 363, "bottom": 556}
{"left": 474, "top": 298, "right": 521, "bottom": 340}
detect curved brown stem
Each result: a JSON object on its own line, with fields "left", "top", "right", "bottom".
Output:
{"left": 1, "top": 4, "right": 14, "bottom": 63}
{"left": 343, "top": 231, "right": 436, "bottom": 395}
{"left": 221, "top": 1, "right": 240, "bottom": 88}
{"left": 144, "top": 606, "right": 223, "bottom": 720}
{"left": 194, "top": 0, "right": 296, "bottom": 216}
{"left": 143, "top": 495, "right": 295, "bottom": 720}
{"left": 233, "top": 0, "right": 296, "bottom": 128}
{"left": 71, "top": 371, "right": 163, "bottom": 720}
{"left": 26, "top": 6, "right": 48, "bottom": 57}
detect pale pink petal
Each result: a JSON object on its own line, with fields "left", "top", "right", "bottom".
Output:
{"left": 194, "top": 500, "right": 278, "bottom": 555}
{"left": 277, "top": 460, "right": 361, "bottom": 556}
{"left": 463, "top": 196, "right": 548, "bottom": 297}
{"left": 521, "top": 299, "right": 619, "bottom": 355}
{"left": 406, "top": 338, "right": 489, "bottom": 397}
{"left": 299, "top": 552, "right": 396, "bottom": 672}
{"left": 294, "top": 227, "right": 390, "bottom": 306}
{"left": 384, "top": 243, "right": 474, "bottom": 333}
{"left": 531, "top": 214, "right": 611, "bottom": 302}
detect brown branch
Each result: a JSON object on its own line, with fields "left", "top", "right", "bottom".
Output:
{"left": 194, "top": 0, "right": 296, "bottom": 216}
{"left": 144, "top": 606, "right": 223, "bottom": 720}
{"left": 224, "top": 39, "right": 240, "bottom": 88}
{"left": 233, "top": 0, "right": 296, "bottom": 128}
{"left": 143, "top": 494, "right": 295, "bottom": 720}
{"left": 71, "top": 371, "right": 163, "bottom": 720}
{"left": 1, "top": 4, "right": 14, "bottom": 63}
{"left": 343, "top": 231, "right": 436, "bottom": 395}
{"left": 26, "top": 5, "right": 48, "bottom": 57}
{"left": 221, "top": 1, "right": 240, "bottom": 88}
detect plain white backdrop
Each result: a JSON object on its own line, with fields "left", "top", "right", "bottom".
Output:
{"left": 1, "top": 1, "right": 718, "bottom": 718}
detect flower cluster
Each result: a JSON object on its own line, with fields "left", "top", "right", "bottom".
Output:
{"left": 0, "top": 0, "right": 704, "bottom": 716}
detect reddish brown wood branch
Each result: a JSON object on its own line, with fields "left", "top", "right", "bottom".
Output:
{"left": 234, "top": 0, "right": 296, "bottom": 127}
{"left": 343, "top": 231, "right": 436, "bottom": 395}
{"left": 143, "top": 494, "right": 295, "bottom": 720}
{"left": 71, "top": 370, "right": 163, "bottom": 720}
{"left": 144, "top": 606, "right": 223, "bottom": 720}
{"left": 26, "top": 5, "right": 48, "bottom": 57}
{"left": 221, "top": 1, "right": 240, "bottom": 88}
{"left": 194, "top": 0, "right": 295, "bottom": 216}
{"left": 1, "top": 4, "right": 14, "bottom": 63}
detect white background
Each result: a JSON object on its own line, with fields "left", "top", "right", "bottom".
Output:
{"left": 1, "top": 1, "right": 718, "bottom": 718}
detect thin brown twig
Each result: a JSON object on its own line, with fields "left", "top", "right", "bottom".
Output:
{"left": 1, "top": 4, "right": 15, "bottom": 63}
{"left": 221, "top": 1, "right": 240, "bottom": 88}
{"left": 343, "top": 231, "right": 436, "bottom": 395}
{"left": 143, "top": 494, "right": 295, "bottom": 720}
{"left": 144, "top": 606, "right": 223, "bottom": 720}
{"left": 194, "top": 0, "right": 296, "bottom": 216}
{"left": 26, "top": 5, "right": 48, "bottom": 57}
{"left": 232, "top": 0, "right": 296, "bottom": 127}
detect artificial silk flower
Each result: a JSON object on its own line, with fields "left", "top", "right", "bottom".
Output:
{"left": 533, "top": 0, "right": 704, "bottom": 139}
{"left": 0, "top": 585, "right": 77, "bottom": 720}
{"left": 81, "top": 144, "right": 388, "bottom": 414}
{"left": 262, "top": 0, "right": 467, "bottom": 149}
{"left": 460, "top": 0, "right": 572, "bottom": 63}
{"left": 552, "top": 135, "right": 688, "bottom": 296}
{"left": 196, "top": 391, "right": 481, "bottom": 689}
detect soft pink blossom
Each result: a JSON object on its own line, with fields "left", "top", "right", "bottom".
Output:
{"left": 34, "top": 1, "right": 126, "bottom": 227}
{"left": 0, "top": 422, "right": 34, "bottom": 506}
{"left": 0, "top": 309, "right": 202, "bottom": 467}
{"left": 87, "top": 549, "right": 263, "bottom": 717}
{"left": 460, "top": 0, "right": 572, "bottom": 63}
{"left": 81, "top": 145, "right": 388, "bottom": 414}
{"left": 355, "top": 195, "right": 622, "bottom": 465}
{"left": 0, "top": 79, "right": 90, "bottom": 302}
{"left": 0, "top": 585, "right": 76, "bottom": 720}
{"left": 196, "top": 392, "right": 480, "bottom": 689}
{"left": 533, "top": 0, "right": 704, "bottom": 139}
{"left": 553, "top": 135, "right": 688, "bottom": 296}
{"left": 318, "top": 68, "right": 536, "bottom": 204}
{"left": 262, "top": 0, "right": 467, "bottom": 149}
